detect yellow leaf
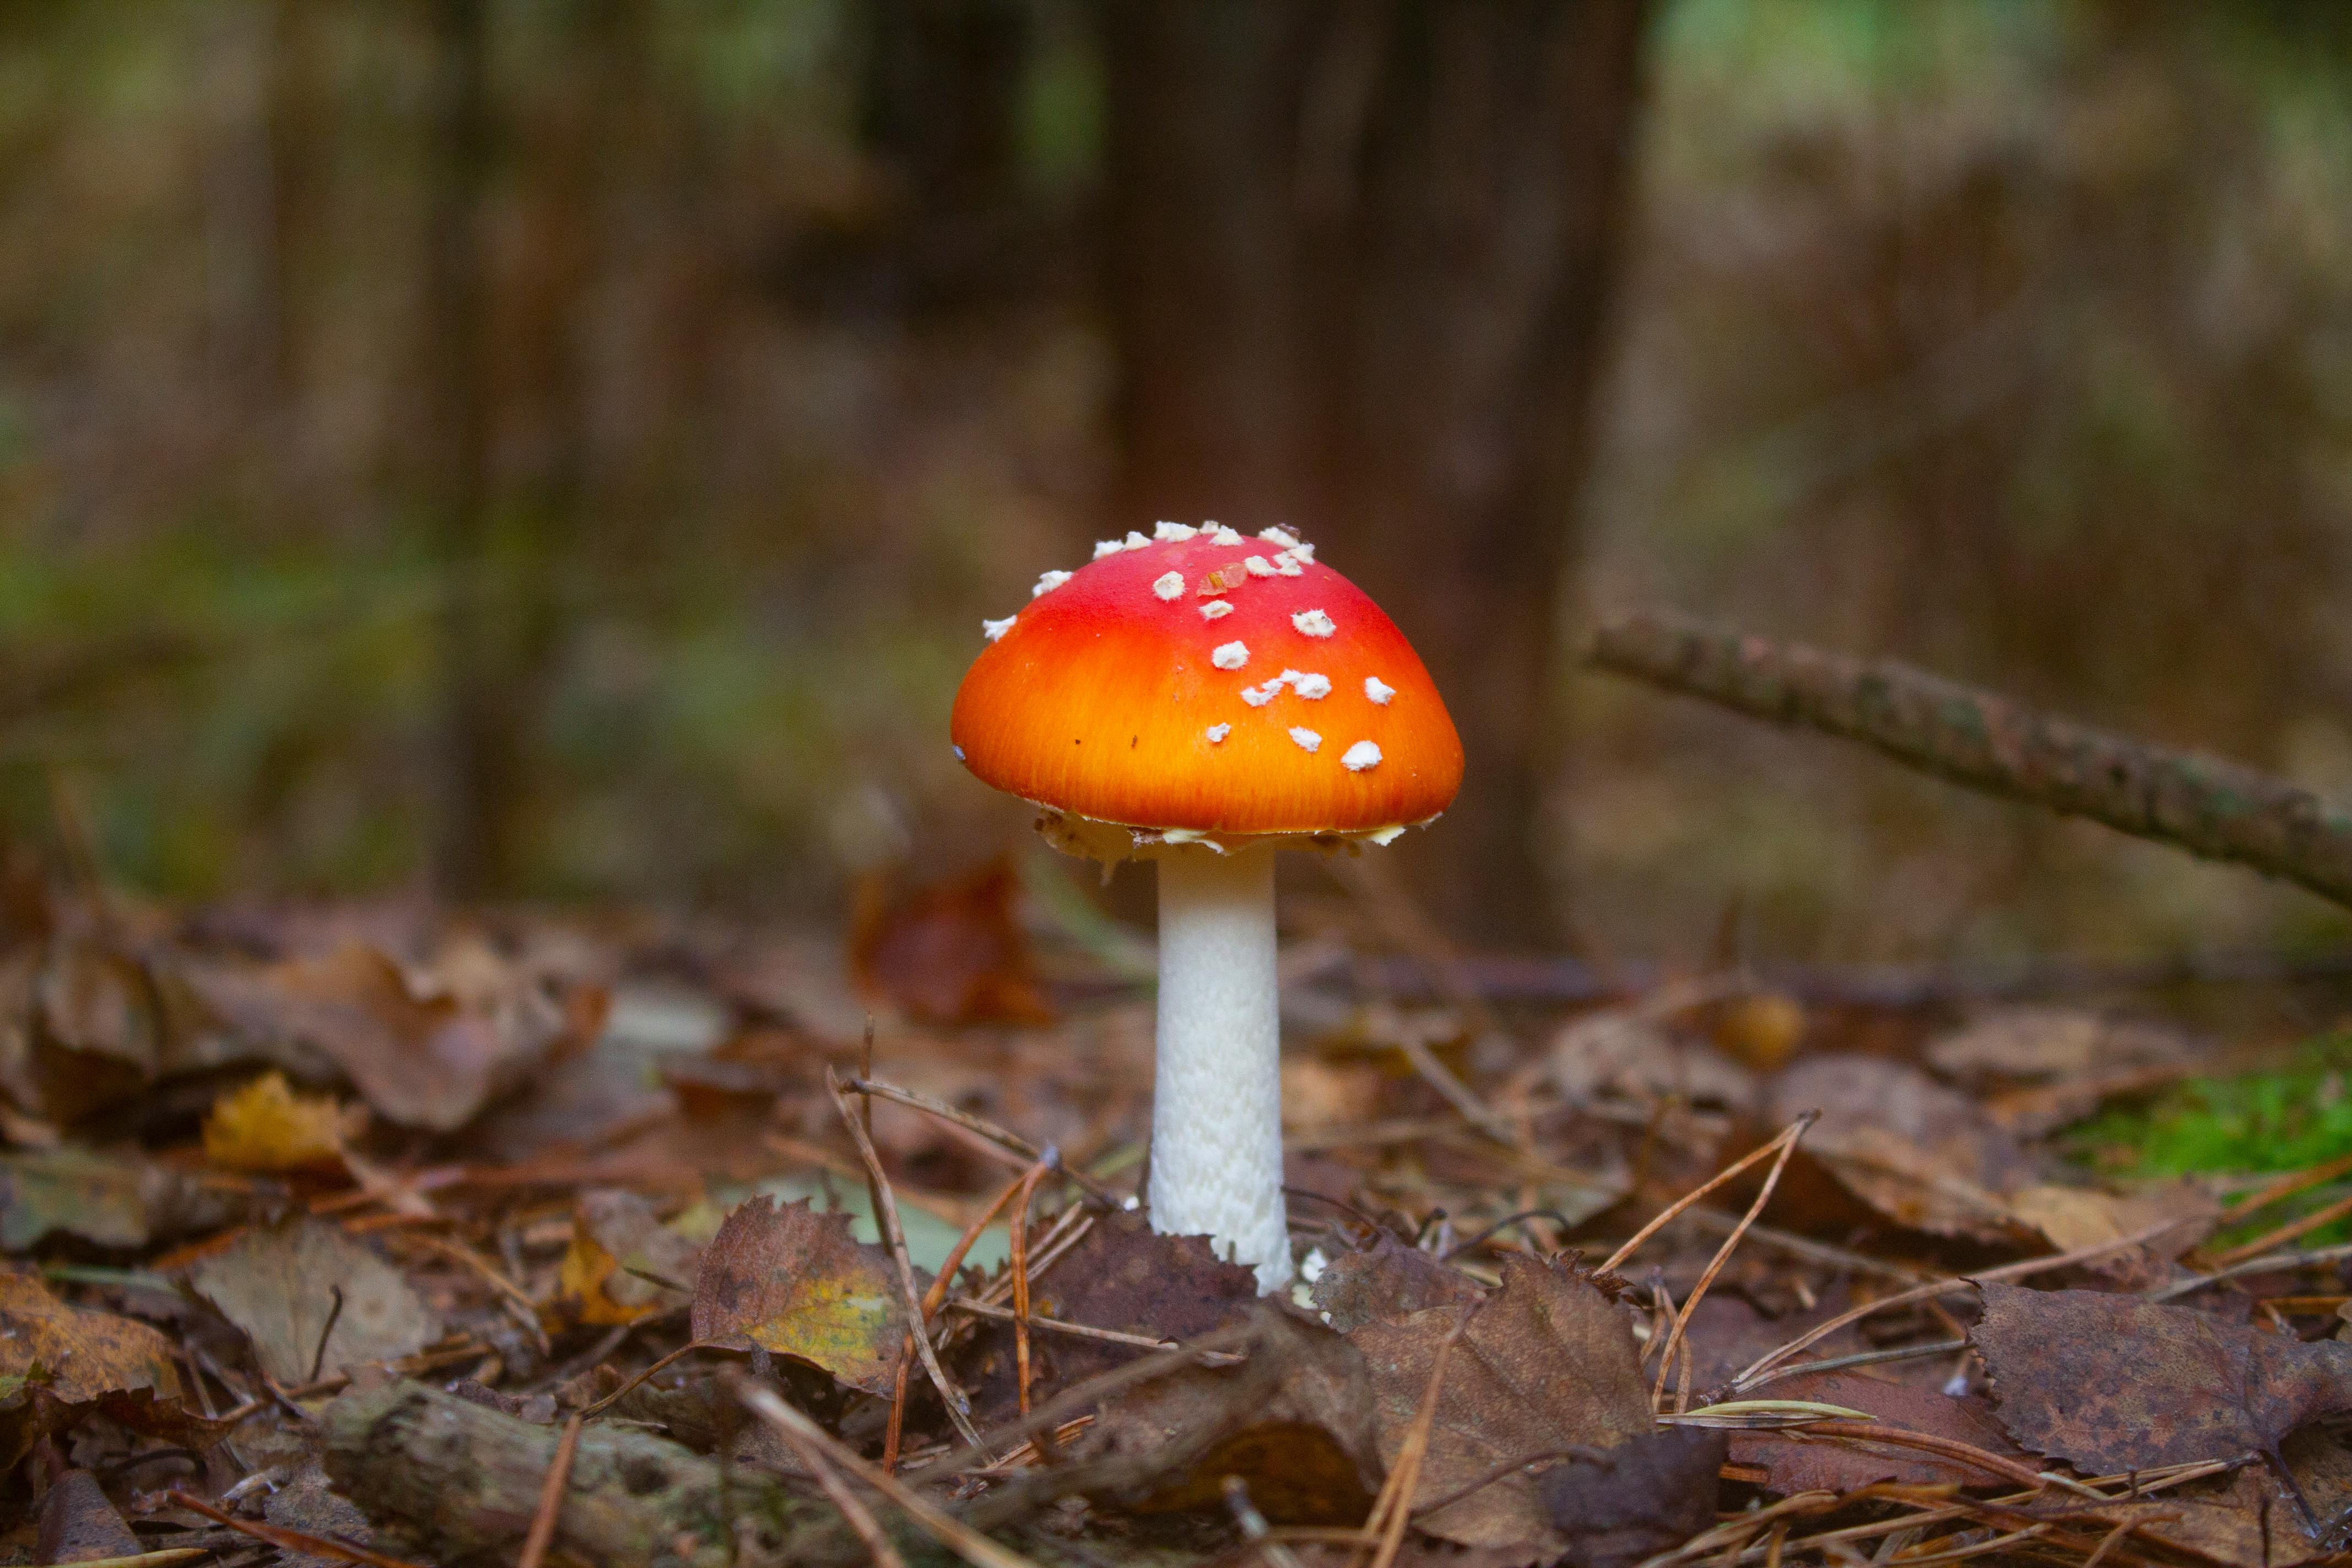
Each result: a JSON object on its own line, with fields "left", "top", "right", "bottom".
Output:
{"left": 202, "top": 1072, "right": 356, "bottom": 1174}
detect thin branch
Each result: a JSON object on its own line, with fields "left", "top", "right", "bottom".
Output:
{"left": 1587, "top": 607, "right": 2352, "bottom": 910}
{"left": 1652, "top": 1113, "right": 1815, "bottom": 1411}
{"left": 844, "top": 1077, "right": 1124, "bottom": 1207}
{"left": 516, "top": 1411, "right": 583, "bottom": 1568}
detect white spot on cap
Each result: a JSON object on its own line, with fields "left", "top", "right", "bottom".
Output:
{"left": 1093, "top": 538, "right": 1126, "bottom": 559}
{"left": 1210, "top": 526, "right": 1244, "bottom": 546}
{"left": 1155, "top": 521, "right": 1199, "bottom": 542}
{"left": 1286, "top": 542, "right": 1316, "bottom": 564}
{"left": 1365, "top": 675, "right": 1395, "bottom": 705}
{"left": 1240, "top": 680, "right": 1280, "bottom": 706}
{"left": 1200, "top": 600, "right": 1234, "bottom": 620}
{"left": 1292, "top": 608, "right": 1336, "bottom": 638}
{"left": 982, "top": 616, "right": 1015, "bottom": 641}
{"left": 1289, "top": 726, "right": 1321, "bottom": 753}
{"left": 1274, "top": 554, "right": 1304, "bottom": 577}
{"left": 1244, "top": 556, "right": 1277, "bottom": 578}
{"left": 1211, "top": 641, "right": 1250, "bottom": 670}
{"left": 1260, "top": 526, "right": 1301, "bottom": 548}
{"left": 1281, "top": 669, "right": 1331, "bottom": 699}
{"left": 1366, "top": 825, "right": 1405, "bottom": 846}
{"left": 952, "top": 744, "right": 966, "bottom": 761}
{"left": 1205, "top": 723, "right": 1230, "bottom": 743}
{"left": 1152, "top": 570, "right": 1185, "bottom": 601}
{"left": 1342, "top": 740, "right": 1381, "bottom": 771}
{"left": 1032, "top": 570, "right": 1072, "bottom": 598}
{"left": 1124, "top": 530, "right": 1150, "bottom": 549}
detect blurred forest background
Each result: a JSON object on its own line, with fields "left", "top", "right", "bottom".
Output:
{"left": 7, "top": 0, "right": 2352, "bottom": 970}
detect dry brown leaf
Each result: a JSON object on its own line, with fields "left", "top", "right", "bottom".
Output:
{"left": 689, "top": 1196, "right": 908, "bottom": 1396}
{"left": 2086, "top": 1428, "right": 2352, "bottom": 1565}
{"left": 0, "top": 942, "right": 158, "bottom": 1124}
{"left": 1768, "top": 1054, "right": 2034, "bottom": 1242}
{"left": 1541, "top": 1428, "right": 1728, "bottom": 1568}
{"left": 1928, "top": 1006, "right": 2193, "bottom": 1085}
{"left": 1351, "top": 1256, "right": 1653, "bottom": 1554}
{"left": 1310, "top": 1233, "right": 1485, "bottom": 1335}
{"left": 556, "top": 1189, "right": 711, "bottom": 1326}
{"left": 1975, "top": 1283, "right": 2352, "bottom": 1474}
{"left": 190, "top": 1218, "right": 440, "bottom": 1384}
{"left": 1725, "top": 1369, "right": 2033, "bottom": 1493}
{"left": 0, "top": 1268, "right": 179, "bottom": 1403}
{"left": 183, "top": 941, "right": 566, "bottom": 1131}
{"left": 202, "top": 1070, "right": 360, "bottom": 1173}
{"left": 2003, "top": 1180, "right": 2217, "bottom": 1257}
{"left": 850, "top": 858, "right": 1053, "bottom": 1026}
{"left": 36, "top": 1468, "right": 142, "bottom": 1562}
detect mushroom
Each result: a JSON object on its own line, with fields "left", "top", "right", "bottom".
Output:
{"left": 950, "top": 526, "right": 1462, "bottom": 1291}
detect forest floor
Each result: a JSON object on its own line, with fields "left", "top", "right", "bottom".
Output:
{"left": 0, "top": 844, "right": 2348, "bottom": 1568}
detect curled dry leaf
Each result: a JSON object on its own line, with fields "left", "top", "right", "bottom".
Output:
{"left": 1974, "top": 1283, "right": 2352, "bottom": 1476}
{"left": 1540, "top": 1427, "right": 1729, "bottom": 1568}
{"left": 1350, "top": 1256, "right": 1653, "bottom": 1554}
{"left": 0, "top": 1144, "right": 232, "bottom": 1249}
{"left": 0, "top": 1268, "right": 213, "bottom": 1466}
{"left": 182, "top": 941, "right": 568, "bottom": 1132}
{"left": 1309, "top": 1232, "right": 1485, "bottom": 1335}
{"left": 1768, "top": 1054, "right": 2034, "bottom": 1243}
{"left": 689, "top": 1196, "right": 907, "bottom": 1396}
{"left": 190, "top": 1218, "right": 440, "bottom": 1384}
{"left": 556, "top": 1190, "right": 715, "bottom": 1326}
{"left": 202, "top": 1070, "right": 360, "bottom": 1174}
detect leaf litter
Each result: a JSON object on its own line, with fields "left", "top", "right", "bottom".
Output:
{"left": 0, "top": 862, "right": 2342, "bottom": 1566}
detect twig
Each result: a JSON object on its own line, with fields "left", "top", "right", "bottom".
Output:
{"left": 845, "top": 1077, "right": 1124, "bottom": 1207}
{"left": 1363, "top": 1305, "right": 1478, "bottom": 1568}
{"left": 2209, "top": 1191, "right": 2352, "bottom": 1267}
{"left": 164, "top": 1490, "right": 431, "bottom": 1568}
{"left": 1733, "top": 1337, "right": 1968, "bottom": 1389}
{"left": 1603, "top": 1119, "right": 1817, "bottom": 1275}
{"left": 309, "top": 1286, "right": 346, "bottom": 1384}
{"left": 1793, "top": 1422, "right": 2083, "bottom": 1495}
{"left": 1009, "top": 1160, "right": 1052, "bottom": 1415}
{"left": 516, "top": 1411, "right": 584, "bottom": 1568}
{"left": 756, "top": 1382, "right": 910, "bottom": 1568}
{"left": 578, "top": 1340, "right": 722, "bottom": 1420}
{"left": 2219, "top": 1152, "right": 2352, "bottom": 1224}
{"left": 44, "top": 1553, "right": 210, "bottom": 1568}
{"left": 888, "top": 1163, "right": 1035, "bottom": 1469}
{"left": 1653, "top": 1113, "right": 1815, "bottom": 1411}
{"left": 729, "top": 1374, "right": 1042, "bottom": 1568}
{"left": 1224, "top": 1475, "right": 1309, "bottom": 1568}
{"left": 827, "top": 1071, "right": 988, "bottom": 1453}
{"left": 2143, "top": 1240, "right": 2352, "bottom": 1302}
{"left": 1732, "top": 1217, "right": 2206, "bottom": 1390}
{"left": 1586, "top": 607, "right": 2352, "bottom": 910}
{"left": 940, "top": 1297, "right": 1246, "bottom": 1360}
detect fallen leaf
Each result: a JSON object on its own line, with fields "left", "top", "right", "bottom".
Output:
{"left": 1723, "top": 1370, "right": 2033, "bottom": 1493}
{"left": 0, "top": 1270, "right": 202, "bottom": 1467}
{"left": 850, "top": 858, "right": 1053, "bottom": 1025}
{"left": 0, "top": 943, "right": 158, "bottom": 1124}
{"left": 181, "top": 941, "right": 567, "bottom": 1132}
{"left": 1928, "top": 1007, "right": 2193, "bottom": 1085}
{"left": 1310, "top": 1233, "right": 1485, "bottom": 1334}
{"left": 690, "top": 1196, "right": 908, "bottom": 1395}
{"left": 1351, "top": 1256, "right": 1653, "bottom": 1554}
{"left": 1542, "top": 1428, "right": 1728, "bottom": 1568}
{"left": 264, "top": 1464, "right": 383, "bottom": 1568}
{"left": 0, "top": 1145, "right": 232, "bottom": 1250}
{"left": 202, "top": 1071, "right": 360, "bottom": 1173}
{"left": 190, "top": 1218, "right": 440, "bottom": 1384}
{"left": 1059, "top": 1305, "right": 1384, "bottom": 1524}
{"left": 1551, "top": 1017, "right": 1755, "bottom": 1114}
{"left": 2003, "top": 1180, "right": 2217, "bottom": 1259}
{"left": 1974, "top": 1283, "right": 2352, "bottom": 1474}
{"left": 2087, "top": 1427, "right": 2352, "bottom": 1564}
{"left": 1768, "top": 1055, "right": 2033, "bottom": 1243}
{"left": 557, "top": 1189, "right": 710, "bottom": 1326}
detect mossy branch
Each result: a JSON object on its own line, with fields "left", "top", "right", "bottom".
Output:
{"left": 1585, "top": 607, "right": 2352, "bottom": 911}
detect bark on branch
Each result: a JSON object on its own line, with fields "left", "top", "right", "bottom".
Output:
{"left": 1585, "top": 607, "right": 2352, "bottom": 911}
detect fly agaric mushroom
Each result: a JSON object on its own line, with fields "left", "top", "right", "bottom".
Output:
{"left": 951, "top": 525, "right": 1461, "bottom": 1290}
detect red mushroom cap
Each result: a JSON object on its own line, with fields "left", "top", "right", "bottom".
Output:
{"left": 951, "top": 529, "right": 1462, "bottom": 836}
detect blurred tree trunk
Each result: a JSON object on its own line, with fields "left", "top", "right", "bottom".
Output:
{"left": 1104, "top": 2, "right": 1649, "bottom": 945}
{"left": 422, "top": 0, "right": 505, "bottom": 899}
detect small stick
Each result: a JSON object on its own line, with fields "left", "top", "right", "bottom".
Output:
{"left": 2220, "top": 1151, "right": 2352, "bottom": 1223}
{"left": 941, "top": 1297, "right": 1246, "bottom": 1359}
{"left": 756, "top": 1383, "right": 910, "bottom": 1568}
{"left": 579, "top": 1340, "right": 722, "bottom": 1420}
{"left": 886, "top": 1163, "right": 1036, "bottom": 1470}
{"left": 2146, "top": 1239, "right": 2352, "bottom": 1301}
{"left": 1363, "top": 1306, "right": 1478, "bottom": 1568}
{"left": 516, "top": 1411, "right": 584, "bottom": 1568}
{"left": 1732, "top": 1217, "right": 2204, "bottom": 1390}
{"left": 309, "top": 1285, "right": 346, "bottom": 1384}
{"left": 729, "top": 1374, "right": 1043, "bottom": 1568}
{"left": 1796, "top": 1422, "right": 2096, "bottom": 1496}
{"left": 1735, "top": 1336, "right": 1968, "bottom": 1389}
{"left": 845, "top": 1077, "right": 1124, "bottom": 1207}
{"left": 1009, "top": 1161, "right": 1052, "bottom": 1415}
{"left": 164, "top": 1490, "right": 430, "bottom": 1568}
{"left": 1224, "top": 1475, "right": 1309, "bottom": 1568}
{"left": 1652, "top": 1113, "right": 1815, "bottom": 1409}
{"left": 858, "top": 1019, "right": 888, "bottom": 1248}
{"left": 828, "top": 1071, "right": 988, "bottom": 1452}
{"left": 2209, "top": 1189, "right": 2352, "bottom": 1267}
{"left": 46, "top": 1553, "right": 210, "bottom": 1568}
{"left": 1603, "top": 1117, "right": 1816, "bottom": 1275}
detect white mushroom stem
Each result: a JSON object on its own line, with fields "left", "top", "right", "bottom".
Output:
{"left": 1149, "top": 842, "right": 1291, "bottom": 1292}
